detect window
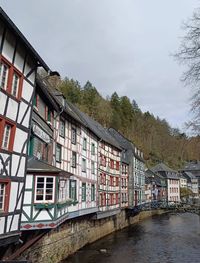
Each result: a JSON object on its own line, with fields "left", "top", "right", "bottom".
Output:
{"left": 58, "top": 179, "right": 68, "bottom": 202}
{"left": 83, "top": 138, "right": 87, "bottom": 150}
{"left": 47, "top": 108, "right": 52, "bottom": 123}
{"left": 82, "top": 158, "right": 86, "bottom": 172}
{"left": 100, "top": 192, "right": 106, "bottom": 206}
{"left": 69, "top": 180, "right": 77, "bottom": 200}
{"left": 0, "top": 58, "right": 23, "bottom": 99}
{"left": 91, "top": 184, "right": 95, "bottom": 201}
{"left": 35, "top": 176, "right": 55, "bottom": 203}
{"left": 91, "top": 143, "right": 95, "bottom": 155}
{"left": 0, "top": 62, "right": 9, "bottom": 90}
{"left": 116, "top": 177, "right": 119, "bottom": 187}
{"left": 11, "top": 72, "right": 20, "bottom": 97}
{"left": 38, "top": 96, "right": 46, "bottom": 119}
{"left": 91, "top": 161, "right": 95, "bottom": 174}
{"left": 116, "top": 161, "right": 120, "bottom": 171}
{"left": 82, "top": 183, "right": 86, "bottom": 201}
{"left": 2, "top": 124, "right": 11, "bottom": 150}
{"left": 110, "top": 159, "right": 114, "bottom": 169}
{"left": 72, "top": 151, "right": 76, "bottom": 168}
{"left": 0, "top": 180, "right": 10, "bottom": 213}
{"left": 71, "top": 128, "right": 77, "bottom": 144}
{"left": 0, "top": 183, "right": 6, "bottom": 211}
{"left": 56, "top": 144, "right": 62, "bottom": 162}
{"left": 59, "top": 119, "right": 65, "bottom": 137}
{"left": 100, "top": 155, "right": 106, "bottom": 167}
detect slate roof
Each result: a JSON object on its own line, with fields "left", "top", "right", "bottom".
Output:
{"left": 27, "top": 157, "right": 72, "bottom": 177}
{"left": 107, "top": 128, "right": 134, "bottom": 164}
{"left": 40, "top": 77, "right": 85, "bottom": 125}
{"left": 69, "top": 104, "right": 122, "bottom": 150}
{"left": 36, "top": 75, "right": 59, "bottom": 111}
{"left": 151, "top": 163, "right": 178, "bottom": 180}
{"left": 182, "top": 171, "right": 197, "bottom": 180}
{"left": 145, "top": 169, "right": 164, "bottom": 186}
{"left": 151, "top": 163, "right": 176, "bottom": 173}
{"left": 108, "top": 128, "right": 144, "bottom": 163}
{"left": 0, "top": 7, "right": 49, "bottom": 71}
{"left": 183, "top": 161, "right": 200, "bottom": 171}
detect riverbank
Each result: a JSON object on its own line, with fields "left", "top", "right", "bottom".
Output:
{"left": 62, "top": 212, "right": 200, "bottom": 263}
{"left": 17, "top": 209, "right": 166, "bottom": 263}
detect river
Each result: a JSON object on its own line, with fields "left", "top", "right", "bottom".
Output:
{"left": 63, "top": 213, "right": 200, "bottom": 263}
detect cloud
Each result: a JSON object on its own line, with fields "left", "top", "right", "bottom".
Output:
{"left": 1, "top": 0, "right": 198, "bottom": 131}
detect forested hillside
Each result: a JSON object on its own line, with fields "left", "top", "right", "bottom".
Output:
{"left": 59, "top": 77, "right": 200, "bottom": 169}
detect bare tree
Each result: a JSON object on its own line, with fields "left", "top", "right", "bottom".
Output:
{"left": 175, "top": 8, "right": 200, "bottom": 134}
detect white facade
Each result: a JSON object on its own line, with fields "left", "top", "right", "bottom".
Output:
{"left": 54, "top": 113, "right": 98, "bottom": 217}
{"left": 167, "top": 178, "right": 180, "bottom": 202}
{"left": 0, "top": 10, "right": 47, "bottom": 245}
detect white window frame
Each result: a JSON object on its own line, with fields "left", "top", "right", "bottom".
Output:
{"left": 34, "top": 176, "right": 55, "bottom": 203}
{"left": 91, "top": 161, "right": 95, "bottom": 174}
{"left": 58, "top": 179, "right": 68, "bottom": 202}
{"left": 59, "top": 119, "right": 65, "bottom": 137}
{"left": 83, "top": 138, "right": 87, "bottom": 150}
{"left": 2, "top": 124, "right": 11, "bottom": 150}
{"left": 91, "top": 143, "right": 95, "bottom": 155}
{"left": 11, "top": 72, "right": 20, "bottom": 97}
{"left": 72, "top": 151, "right": 76, "bottom": 168}
{"left": 81, "top": 182, "right": 86, "bottom": 201}
{"left": 82, "top": 158, "right": 86, "bottom": 172}
{"left": 0, "top": 62, "right": 9, "bottom": 90}
{"left": 71, "top": 127, "right": 77, "bottom": 144}
{"left": 56, "top": 144, "right": 62, "bottom": 162}
{"left": 0, "top": 183, "right": 6, "bottom": 211}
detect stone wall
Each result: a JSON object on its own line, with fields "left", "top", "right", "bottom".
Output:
{"left": 18, "top": 209, "right": 165, "bottom": 263}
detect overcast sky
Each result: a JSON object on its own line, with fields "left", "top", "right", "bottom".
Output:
{"left": 1, "top": 0, "right": 199, "bottom": 131}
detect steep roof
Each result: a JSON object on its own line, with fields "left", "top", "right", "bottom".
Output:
{"left": 108, "top": 128, "right": 144, "bottom": 162}
{"left": 69, "top": 105, "right": 122, "bottom": 150}
{"left": 182, "top": 171, "right": 197, "bottom": 180}
{"left": 0, "top": 7, "right": 49, "bottom": 71}
{"left": 151, "top": 163, "right": 178, "bottom": 180}
{"left": 183, "top": 161, "right": 200, "bottom": 171}
{"left": 151, "top": 163, "right": 176, "bottom": 173}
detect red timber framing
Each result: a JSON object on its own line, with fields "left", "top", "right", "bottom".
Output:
{"left": 0, "top": 55, "right": 23, "bottom": 101}
{"left": 0, "top": 116, "right": 16, "bottom": 152}
{"left": 0, "top": 7, "right": 50, "bottom": 253}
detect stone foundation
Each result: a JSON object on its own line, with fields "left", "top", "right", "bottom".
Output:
{"left": 18, "top": 209, "right": 165, "bottom": 263}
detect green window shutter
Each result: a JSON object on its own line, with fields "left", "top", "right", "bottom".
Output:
{"left": 28, "top": 136, "right": 34, "bottom": 156}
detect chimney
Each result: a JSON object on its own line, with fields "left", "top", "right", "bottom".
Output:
{"left": 47, "top": 71, "right": 61, "bottom": 89}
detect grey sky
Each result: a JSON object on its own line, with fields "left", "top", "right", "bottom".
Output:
{"left": 1, "top": 0, "right": 199, "bottom": 131}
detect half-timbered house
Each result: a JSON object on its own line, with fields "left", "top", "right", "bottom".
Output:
{"left": 133, "top": 148, "right": 145, "bottom": 205}
{"left": 0, "top": 8, "right": 49, "bottom": 248}
{"left": 21, "top": 74, "right": 99, "bottom": 230}
{"left": 72, "top": 113, "right": 122, "bottom": 219}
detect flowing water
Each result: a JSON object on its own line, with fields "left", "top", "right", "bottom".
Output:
{"left": 63, "top": 213, "right": 200, "bottom": 263}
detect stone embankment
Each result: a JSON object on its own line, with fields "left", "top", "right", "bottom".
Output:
{"left": 18, "top": 209, "right": 166, "bottom": 263}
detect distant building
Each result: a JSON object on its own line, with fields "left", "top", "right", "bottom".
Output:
{"left": 145, "top": 169, "right": 167, "bottom": 202}
{"left": 108, "top": 128, "right": 145, "bottom": 207}
{"left": 181, "top": 171, "right": 199, "bottom": 198}
{"left": 151, "top": 163, "right": 180, "bottom": 203}
{"left": 182, "top": 161, "right": 200, "bottom": 194}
